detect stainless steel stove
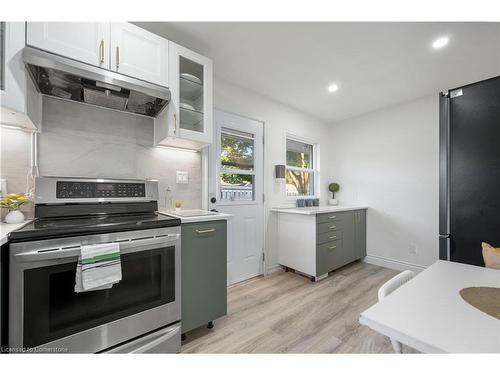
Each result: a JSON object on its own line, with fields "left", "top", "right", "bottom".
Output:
{"left": 5, "top": 177, "right": 182, "bottom": 353}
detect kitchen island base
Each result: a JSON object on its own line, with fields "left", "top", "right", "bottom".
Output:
{"left": 273, "top": 207, "right": 367, "bottom": 279}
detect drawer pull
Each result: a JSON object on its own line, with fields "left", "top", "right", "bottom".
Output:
{"left": 328, "top": 245, "right": 337, "bottom": 250}
{"left": 329, "top": 235, "right": 337, "bottom": 239}
{"left": 329, "top": 225, "right": 337, "bottom": 229}
{"left": 195, "top": 228, "right": 215, "bottom": 234}
{"left": 329, "top": 216, "right": 336, "bottom": 219}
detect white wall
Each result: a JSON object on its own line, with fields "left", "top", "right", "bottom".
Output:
{"left": 328, "top": 95, "right": 439, "bottom": 270}
{"left": 213, "top": 77, "right": 331, "bottom": 272}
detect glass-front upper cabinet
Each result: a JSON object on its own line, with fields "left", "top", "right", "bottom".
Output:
{"left": 168, "top": 42, "right": 213, "bottom": 145}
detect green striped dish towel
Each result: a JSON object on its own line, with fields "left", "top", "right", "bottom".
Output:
{"left": 75, "top": 242, "right": 122, "bottom": 293}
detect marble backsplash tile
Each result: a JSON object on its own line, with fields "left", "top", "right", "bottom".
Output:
{"left": 0, "top": 127, "right": 34, "bottom": 218}
{"left": 1, "top": 96, "right": 202, "bottom": 218}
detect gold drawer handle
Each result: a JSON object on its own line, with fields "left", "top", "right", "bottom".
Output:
{"left": 329, "top": 235, "right": 337, "bottom": 239}
{"left": 328, "top": 245, "right": 337, "bottom": 250}
{"left": 329, "top": 225, "right": 337, "bottom": 229}
{"left": 99, "top": 40, "right": 104, "bottom": 64}
{"left": 195, "top": 228, "right": 215, "bottom": 234}
{"left": 116, "top": 46, "right": 120, "bottom": 69}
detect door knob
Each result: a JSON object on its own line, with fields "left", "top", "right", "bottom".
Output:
{"left": 210, "top": 197, "right": 217, "bottom": 204}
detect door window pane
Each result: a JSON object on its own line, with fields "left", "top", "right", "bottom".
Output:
{"left": 220, "top": 173, "right": 254, "bottom": 201}
{"left": 220, "top": 128, "right": 256, "bottom": 201}
{"left": 286, "top": 139, "right": 313, "bottom": 169}
{"left": 221, "top": 131, "right": 254, "bottom": 171}
{"left": 286, "top": 170, "right": 314, "bottom": 197}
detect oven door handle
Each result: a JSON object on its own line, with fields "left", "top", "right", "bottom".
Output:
{"left": 14, "top": 234, "right": 180, "bottom": 262}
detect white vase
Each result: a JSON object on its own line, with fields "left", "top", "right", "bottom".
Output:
{"left": 5, "top": 209, "right": 24, "bottom": 224}
{"left": 329, "top": 198, "right": 338, "bottom": 206}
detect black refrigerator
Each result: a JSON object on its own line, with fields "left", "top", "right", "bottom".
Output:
{"left": 439, "top": 75, "right": 500, "bottom": 267}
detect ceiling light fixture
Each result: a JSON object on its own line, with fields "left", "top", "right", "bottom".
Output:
{"left": 327, "top": 83, "right": 339, "bottom": 93}
{"left": 432, "top": 36, "right": 449, "bottom": 49}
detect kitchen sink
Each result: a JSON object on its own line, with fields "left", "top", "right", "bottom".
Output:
{"left": 169, "top": 210, "right": 219, "bottom": 217}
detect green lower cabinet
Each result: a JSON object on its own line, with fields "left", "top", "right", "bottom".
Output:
{"left": 315, "top": 209, "right": 367, "bottom": 277}
{"left": 181, "top": 220, "right": 227, "bottom": 334}
{"left": 355, "top": 210, "right": 367, "bottom": 259}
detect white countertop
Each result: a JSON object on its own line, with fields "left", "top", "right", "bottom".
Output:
{"left": 159, "top": 209, "right": 233, "bottom": 224}
{"left": 270, "top": 205, "right": 368, "bottom": 215}
{"left": 0, "top": 220, "right": 33, "bottom": 246}
{"left": 360, "top": 260, "right": 500, "bottom": 353}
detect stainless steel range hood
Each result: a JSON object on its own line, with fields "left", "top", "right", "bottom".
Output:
{"left": 23, "top": 47, "right": 170, "bottom": 118}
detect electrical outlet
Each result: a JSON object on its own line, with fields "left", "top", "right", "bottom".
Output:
{"left": 176, "top": 171, "right": 189, "bottom": 184}
{"left": 409, "top": 243, "right": 418, "bottom": 255}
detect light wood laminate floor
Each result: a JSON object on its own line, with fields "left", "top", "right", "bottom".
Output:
{"left": 182, "top": 261, "right": 417, "bottom": 353}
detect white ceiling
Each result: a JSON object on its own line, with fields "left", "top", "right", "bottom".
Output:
{"left": 135, "top": 22, "right": 500, "bottom": 123}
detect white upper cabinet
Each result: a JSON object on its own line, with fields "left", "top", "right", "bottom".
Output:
{"left": 168, "top": 42, "right": 213, "bottom": 145}
{"left": 110, "top": 23, "right": 168, "bottom": 87}
{"left": 26, "top": 22, "right": 110, "bottom": 68}
{"left": 1, "top": 22, "right": 41, "bottom": 131}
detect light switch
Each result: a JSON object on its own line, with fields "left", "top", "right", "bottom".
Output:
{"left": 176, "top": 171, "right": 189, "bottom": 184}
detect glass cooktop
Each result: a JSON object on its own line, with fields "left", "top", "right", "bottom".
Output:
{"left": 9, "top": 213, "right": 181, "bottom": 242}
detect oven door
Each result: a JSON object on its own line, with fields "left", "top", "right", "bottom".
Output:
{"left": 9, "top": 227, "right": 180, "bottom": 353}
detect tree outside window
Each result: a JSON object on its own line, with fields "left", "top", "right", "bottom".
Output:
{"left": 220, "top": 130, "right": 255, "bottom": 201}
{"left": 286, "top": 138, "right": 315, "bottom": 197}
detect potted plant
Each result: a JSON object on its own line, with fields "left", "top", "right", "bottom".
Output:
{"left": 174, "top": 199, "right": 183, "bottom": 212}
{"left": 328, "top": 183, "right": 340, "bottom": 206}
{"left": 1, "top": 193, "right": 29, "bottom": 224}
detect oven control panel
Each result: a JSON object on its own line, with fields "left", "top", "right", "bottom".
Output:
{"left": 56, "top": 181, "right": 146, "bottom": 199}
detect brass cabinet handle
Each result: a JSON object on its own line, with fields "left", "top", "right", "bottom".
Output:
{"left": 329, "top": 235, "right": 337, "bottom": 239}
{"left": 99, "top": 40, "right": 104, "bottom": 64}
{"left": 328, "top": 245, "right": 337, "bottom": 250}
{"left": 195, "top": 228, "right": 215, "bottom": 234}
{"left": 116, "top": 46, "right": 120, "bottom": 69}
{"left": 329, "top": 225, "right": 337, "bottom": 229}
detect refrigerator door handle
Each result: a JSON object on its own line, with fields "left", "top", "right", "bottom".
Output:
{"left": 439, "top": 234, "right": 451, "bottom": 261}
{"left": 439, "top": 93, "right": 451, "bottom": 237}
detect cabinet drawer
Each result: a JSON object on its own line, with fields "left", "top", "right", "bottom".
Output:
{"left": 316, "top": 211, "right": 351, "bottom": 224}
{"left": 317, "top": 221, "right": 343, "bottom": 234}
{"left": 316, "top": 230, "right": 343, "bottom": 245}
{"left": 316, "top": 239, "right": 343, "bottom": 276}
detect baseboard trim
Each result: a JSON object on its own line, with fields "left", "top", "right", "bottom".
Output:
{"left": 265, "top": 264, "right": 283, "bottom": 275}
{"left": 363, "top": 255, "right": 426, "bottom": 273}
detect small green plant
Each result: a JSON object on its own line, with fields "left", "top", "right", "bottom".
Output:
{"left": 328, "top": 183, "right": 340, "bottom": 198}
{"left": 0, "top": 193, "right": 29, "bottom": 210}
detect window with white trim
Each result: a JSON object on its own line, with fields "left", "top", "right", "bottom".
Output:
{"left": 285, "top": 137, "right": 316, "bottom": 197}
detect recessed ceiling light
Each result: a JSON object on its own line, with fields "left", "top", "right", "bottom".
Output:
{"left": 432, "top": 36, "right": 449, "bottom": 49}
{"left": 327, "top": 83, "right": 339, "bottom": 93}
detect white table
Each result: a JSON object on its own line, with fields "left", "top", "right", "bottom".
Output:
{"left": 360, "top": 260, "right": 500, "bottom": 353}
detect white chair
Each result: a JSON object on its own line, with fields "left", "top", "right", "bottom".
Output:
{"left": 378, "top": 270, "right": 415, "bottom": 353}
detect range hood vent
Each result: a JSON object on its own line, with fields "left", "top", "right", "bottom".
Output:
{"left": 23, "top": 47, "right": 170, "bottom": 118}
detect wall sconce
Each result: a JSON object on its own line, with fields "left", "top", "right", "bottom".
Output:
{"left": 275, "top": 165, "right": 286, "bottom": 181}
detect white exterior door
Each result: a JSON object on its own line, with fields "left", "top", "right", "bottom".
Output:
{"left": 209, "top": 110, "right": 264, "bottom": 285}
{"left": 26, "top": 22, "right": 110, "bottom": 68}
{"left": 110, "top": 23, "right": 168, "bottom": 87}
